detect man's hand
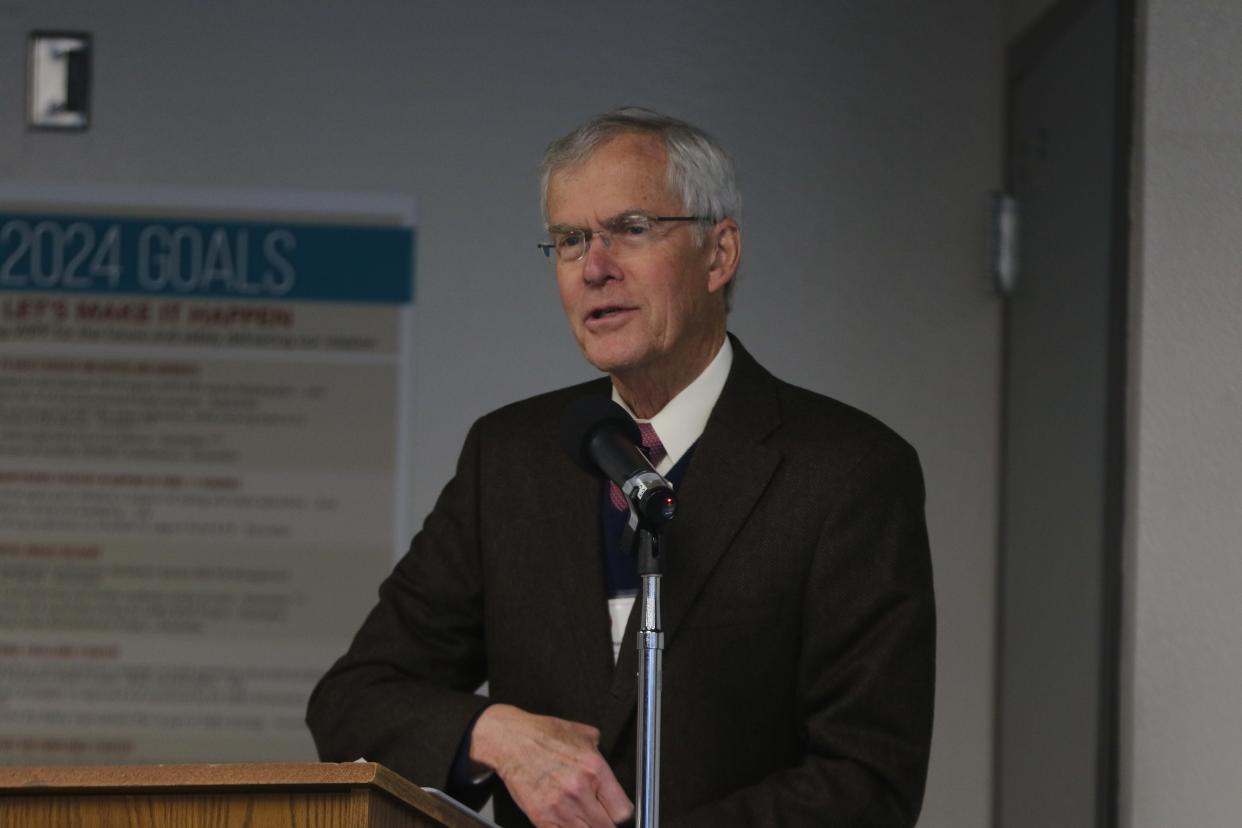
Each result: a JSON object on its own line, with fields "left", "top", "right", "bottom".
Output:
{"left": 469, "top": 703, "right": 634, "bottom": 827}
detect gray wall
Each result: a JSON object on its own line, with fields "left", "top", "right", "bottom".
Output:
{"left": 0, "top": 3, "right": 1004, "bottom": 825}
{"left": 1124, "top": 1, "right": 1242, "bottom": 825}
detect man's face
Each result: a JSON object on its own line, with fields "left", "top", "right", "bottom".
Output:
{"left": 546, "top": 133, "right": 733, "bottom": 383}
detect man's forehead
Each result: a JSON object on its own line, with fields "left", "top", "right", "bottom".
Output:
{"left": 546, "top": 133, "right": 678, "bottom": 222}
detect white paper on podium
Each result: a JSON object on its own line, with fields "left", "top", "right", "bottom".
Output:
{"left": 422, "top": 787, "right": 503, "bottom": 828}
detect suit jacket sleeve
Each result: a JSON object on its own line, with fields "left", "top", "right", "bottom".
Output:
{"left": 669, "top": 436, "right": 935, "bottom": 827}
{"left": 305, "top": 419, "right": 495, "bottom": 802}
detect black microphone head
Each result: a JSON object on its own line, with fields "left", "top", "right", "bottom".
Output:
{"left": 559, "top": 395, "right": 640, "bottom": 475}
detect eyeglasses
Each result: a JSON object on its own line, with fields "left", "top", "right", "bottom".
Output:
{"left": 538, "top": 213, "right": 706, "bottom": 262}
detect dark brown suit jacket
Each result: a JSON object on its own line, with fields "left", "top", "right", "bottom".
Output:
{"left": 307, "top": 338, "right": 935, "bottom": 826}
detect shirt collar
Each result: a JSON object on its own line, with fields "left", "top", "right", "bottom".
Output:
{"left": 611, "top": 337, "right": 733, "bottom": 474}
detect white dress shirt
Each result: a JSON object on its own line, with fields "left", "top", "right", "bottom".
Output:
{"left": 605, "top": 337, "right": 734, "bottom": 658}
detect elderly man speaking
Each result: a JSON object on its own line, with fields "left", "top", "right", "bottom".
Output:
{"left": 307, "top": 107, "right": 935, "bottom": 828}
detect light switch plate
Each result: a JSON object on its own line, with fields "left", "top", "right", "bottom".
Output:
{"left": 29, "top": 31, "right": 91, "bottom": 130}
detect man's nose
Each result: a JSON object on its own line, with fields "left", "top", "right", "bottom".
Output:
{"left": 581, "top": 233, "right": 619, "bottom": 285}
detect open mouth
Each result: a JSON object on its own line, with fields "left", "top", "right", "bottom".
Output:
{"left": 589, "top": 306, "right": 631, "bottom": 320}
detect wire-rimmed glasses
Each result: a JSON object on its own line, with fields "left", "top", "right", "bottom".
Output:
{"left": 538, "top": 213, "right": 706, "bottom": 262}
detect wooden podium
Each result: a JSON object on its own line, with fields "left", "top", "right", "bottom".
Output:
{"left": 0, "top": 762, "right": 493, "bottom": 828}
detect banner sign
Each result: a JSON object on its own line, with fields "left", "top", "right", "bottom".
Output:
{"left": 0, "top": 190, "right": 415, "bottom": 765}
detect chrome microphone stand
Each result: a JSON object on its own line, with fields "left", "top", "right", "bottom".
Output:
{"left": 621, "top": 472, "right": 674, "bottom": 828}
{"left": 635, "top": 525, "right": 664, "bottom": 828}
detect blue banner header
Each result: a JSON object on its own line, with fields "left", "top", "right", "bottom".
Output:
{"left": 0, "top": 212, "right": 414, "bottom": 304}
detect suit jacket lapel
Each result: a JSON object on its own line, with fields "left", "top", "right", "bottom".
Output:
{"left": 599, "top": 338, "right": 783, "bottom": 755}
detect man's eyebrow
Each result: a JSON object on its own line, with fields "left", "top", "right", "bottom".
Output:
{"left": 546, "top": 211, "right": 652, "bottom": 234}
{"left": 604, "top": 210, "right": 655, "bottom": 225}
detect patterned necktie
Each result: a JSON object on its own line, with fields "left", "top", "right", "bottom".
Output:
{"left": 608, "top": 422, "right": 667, "bottom": 511}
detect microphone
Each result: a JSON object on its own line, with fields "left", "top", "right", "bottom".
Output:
{"left": 559, "top": 396, "right": 677, "bottom": 527}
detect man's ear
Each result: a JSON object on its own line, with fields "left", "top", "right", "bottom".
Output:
{"left": 705, "top": 219, "right": 741, "bottom": 295}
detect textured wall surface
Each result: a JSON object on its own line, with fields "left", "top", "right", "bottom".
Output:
{"left": 0, "top": 3, "right": 1005, "bottom": 824}
{"left": 1124, "top": 2, "right": 1242, "bottom": 826}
